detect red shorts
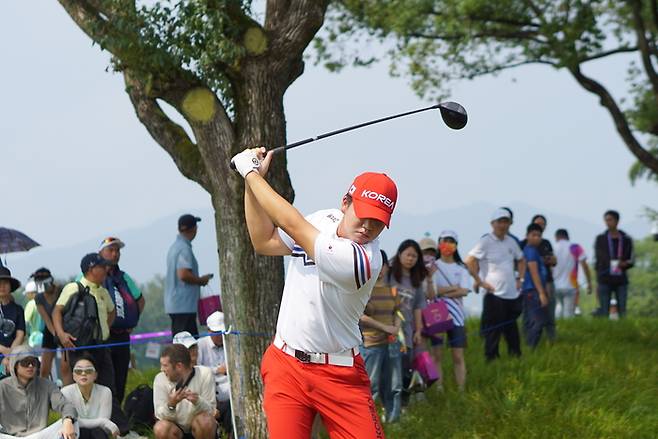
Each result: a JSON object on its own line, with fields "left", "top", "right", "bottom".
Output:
{"left": 261, "top": 344, "right": 385, "bottom": 439}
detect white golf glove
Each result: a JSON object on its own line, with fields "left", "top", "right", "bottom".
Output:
{"left": 230, "top": 149, "right": 261, "bottom": 178}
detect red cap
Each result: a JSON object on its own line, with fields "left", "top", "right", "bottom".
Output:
{"left": 347, "top": 172, "right": 398, "bottom": 227}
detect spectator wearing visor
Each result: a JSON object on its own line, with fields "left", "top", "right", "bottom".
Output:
{"left": 98, "top": 237, "right": 145, "bottom": 404}
{"left": 32, "top": 267, "right": 66, "bottom": 382}
{"left": 172, "top": 331, "right": 199, "bottom": 366}
{"left": 165, "top": 214, "right": 213, "bottom": 337}
{"left": 23, "top": 279, "right": 44, "bottom": 348}
{"left": 431, "top": 230, "right": 473, "bottom": 391}
{"left": 0, "top": 267, "right": 25, "bottom": 377}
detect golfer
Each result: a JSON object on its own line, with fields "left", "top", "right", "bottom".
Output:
{"left": 232, "top": 148, "right": 397, "bottom": 439}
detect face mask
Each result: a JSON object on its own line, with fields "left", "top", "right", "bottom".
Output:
{"left": 439, "top": 242, "right": 457, "bottom": 257}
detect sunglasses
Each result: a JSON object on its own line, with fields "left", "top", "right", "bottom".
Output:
{"left": 73, "top": 367, "right": 96, "bottom": 376}
{"left": 18, "top": 357, "right": 40, "bottom": 368}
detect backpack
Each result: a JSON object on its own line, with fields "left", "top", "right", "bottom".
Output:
{"left": 123, "top": 384, "right": 155, "bottom": 430}
{"left": 61, "top": 282, "right": 102, "bottom": 348}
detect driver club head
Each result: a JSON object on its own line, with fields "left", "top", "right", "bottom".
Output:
{"left": 438, "top": 101, "right": 468, "bottom": 130}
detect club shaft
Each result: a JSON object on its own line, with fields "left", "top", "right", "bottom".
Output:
{"left": 271, "top": 103, "right": 441, "bottom": 154}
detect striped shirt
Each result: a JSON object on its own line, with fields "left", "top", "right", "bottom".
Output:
{"left": 361, "top": 285, "right": 400, "bottom": 347}
{"left": 432, "top": 260, "right": 472, "bottom": 327}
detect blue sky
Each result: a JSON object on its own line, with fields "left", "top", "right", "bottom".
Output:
{"left": 2, "top": 2, "right": 657, "bottom": 253}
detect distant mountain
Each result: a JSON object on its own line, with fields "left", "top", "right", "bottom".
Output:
{"left": 6, "top": 203, "right": 652, "bottom": 316}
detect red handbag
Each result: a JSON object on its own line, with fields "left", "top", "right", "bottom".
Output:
{"left": 198, "top": 289, "right": 222, "bottom": 326}
{"left": 413, "top": 350, "right": 440, "bottom": 386}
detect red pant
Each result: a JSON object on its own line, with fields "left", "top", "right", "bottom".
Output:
{"left": 261, "top": 344, "right": 385, "bottom": 439}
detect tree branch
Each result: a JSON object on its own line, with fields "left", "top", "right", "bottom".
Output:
{"left": 460, "top": 59, "right": 556, "bottom": 79}
{"left": 265, "top": 0, "right": 329, "bottom": 59}
{"left": 578, "top": 46, "right": 639, "bottom": 63}
{"left": 630, "top": 0, "right": 658, "bottom": 104}
{"left": 569, "top": 66, "right": 658, "bottom": 175}
{"left": 407, "top": 30, "right": 545, "bottom": 44}
{"left": 124, "top": 71, "right": 212, "bottom": 191}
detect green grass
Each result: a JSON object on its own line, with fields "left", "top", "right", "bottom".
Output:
{"left": 120, "top": 315, "right": 658, "bottom": 438}
{"left": 383, "top": 317, "right": 658, "bottom": 439}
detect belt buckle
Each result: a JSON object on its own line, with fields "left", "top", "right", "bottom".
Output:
{"left": 294, "top": 350, "right": 311, "bottom": 363}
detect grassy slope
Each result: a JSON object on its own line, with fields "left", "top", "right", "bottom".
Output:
{"left": 122, "top": 316, "right": 658, "bottom": 439}
{"left": 384, "top": 317, "right": 658, "bottom": 439}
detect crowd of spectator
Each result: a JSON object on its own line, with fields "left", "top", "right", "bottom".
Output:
{"left": 0, "top": 206, "right": 635, "bottom": 436}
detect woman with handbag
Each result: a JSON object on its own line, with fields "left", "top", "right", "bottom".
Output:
{"left": 431, "top": 230, "right": 473, "bottom": 392}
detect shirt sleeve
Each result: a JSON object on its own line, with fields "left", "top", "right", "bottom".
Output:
{"left": 523, "top": 246, "right": 539, "bottom": 264}
{"left": 176, "top": 248, "right": 194, "bottom": 270}
{"left": 277, "top": 228, "right": 295, "bottom": 251}
{"left": 192, "top": 367, "right": 216, "bottom": 415}
{"left": 413, "top": 287, "right": 426, "bottom": 310}
{"left": 153, "top": 374, "right": 176, "bottom": 421}
{"left": 15, "top": 305, "right": 25, "bottom": 332}
{"left": 313, "top": 233, "right": 381, "bottom": 293}
{"left": 56, "top": 283, "right": 78, "bottom": 307}
{"left": 101, "top": 289, "right": 115, "bottom": 313}
{"left": 459, "top": 266, "right": 472, "bottom": 290}
{"left": 468, "top": 238, "right": 487, "bottom": 260}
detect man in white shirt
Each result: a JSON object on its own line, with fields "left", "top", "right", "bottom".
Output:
{"left": 466, "top": 208, "right": 527, "bottom": 361}
{"left": 231, "top": 147, "right": 397, "bottom": 438}
{"left": 553, "top": 229, "right": 593, "bottom": 318}
{"left": 153, "top": 344, "right": 216, "bottom": 439}
{"left": 195, "top": 312, "right": 231, "bottom": 436}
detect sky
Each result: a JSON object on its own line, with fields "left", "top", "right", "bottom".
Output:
{"left": 2, "top": 3, "right": 657, "bottom": 258}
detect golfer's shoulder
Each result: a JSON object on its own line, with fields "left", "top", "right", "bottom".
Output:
{"left": 306, "top": 209, "right": 343, "bottom": 229}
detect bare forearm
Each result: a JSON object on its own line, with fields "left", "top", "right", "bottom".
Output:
{"left": 245, "top": 172, "right": 318, "bottom": 258}
{"left": 465, "top": 257, "right": 481, "bottom": 283}
{"left": 11, "top": 331, "right": 24, "bottom": 348}
{"left": 413, "top": 309, "right": 423, "bottom": 332}
{"left": 517, "top": 259, "right": 527, "bottom": 281}
{"left": 52, "top": 307, "right": 64, "bottom": 336}
{"left": 359, "top": 315, "right": 390, "bottom": 332}
{"left": 245, "top": 184, "right": 279, "bottom": 253}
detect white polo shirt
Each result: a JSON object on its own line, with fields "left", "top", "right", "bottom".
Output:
{"left": 468, "top": 233, "right": 524, "bottom": 299}
{"left": 276, "top": 209, "right": 382, "bottom": 354}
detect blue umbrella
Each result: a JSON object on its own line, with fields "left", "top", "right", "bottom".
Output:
{"left": 0, "top": 227, "right": 40, "bottom": 254}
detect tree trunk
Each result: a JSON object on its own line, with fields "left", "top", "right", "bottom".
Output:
{"left": 187, "top": 61, "right": 292, "bottom": 437}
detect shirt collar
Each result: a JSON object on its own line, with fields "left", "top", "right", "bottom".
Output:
{"left": 177, "top": 234, "right": 192, "bottom": 247}
{"left": 80, "top": 276, "right": 100, "bottom": 289}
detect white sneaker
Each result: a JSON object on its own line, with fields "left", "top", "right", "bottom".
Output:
{"left": 574, "top": 306, "right": 582, "bottom": 316}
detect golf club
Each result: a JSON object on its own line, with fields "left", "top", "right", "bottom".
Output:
{"left": 230, "top": 101, "right": 467, "bottom": 169}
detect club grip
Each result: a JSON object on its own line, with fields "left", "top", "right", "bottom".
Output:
{"left": 228, "top": 146, "right": 285, "bottom": 170}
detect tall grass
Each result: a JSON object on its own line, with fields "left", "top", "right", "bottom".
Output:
{"left": 384, "top": 317, "right": 658, "bottom": 439}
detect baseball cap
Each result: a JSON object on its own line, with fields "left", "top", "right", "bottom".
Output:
{"left": 99, "top": 237, "right": 125, "bottom": 251}
{"left": 347, "top": 172, "right": 398, "bottom": 227}
{"left": 438, "top": 230, "right": 459, "bottom": 242}
{"left": 418, "top": 237, "right": 437, "bottom": 251}
{"left": 172, "top": 331, "right": 198, "bottom": 349}
{"left": 491, "top": 208, "right": 512, "bottom": 222}
{"left": 80, "top": 253, "right": 111, "bottom": 273}
{"left": 178, "top": 214, "right": 201, "bottom": 231}
{"left": 207, "top": 311, "right": 226, "bottom": 333}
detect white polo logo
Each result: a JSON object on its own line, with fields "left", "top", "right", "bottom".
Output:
{"left": 361, "top": 190, "right": 395, "bottom": 209}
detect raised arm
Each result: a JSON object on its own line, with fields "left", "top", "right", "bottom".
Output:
{"left": 236, "top": 148, "right": 320, "bottom": 259}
